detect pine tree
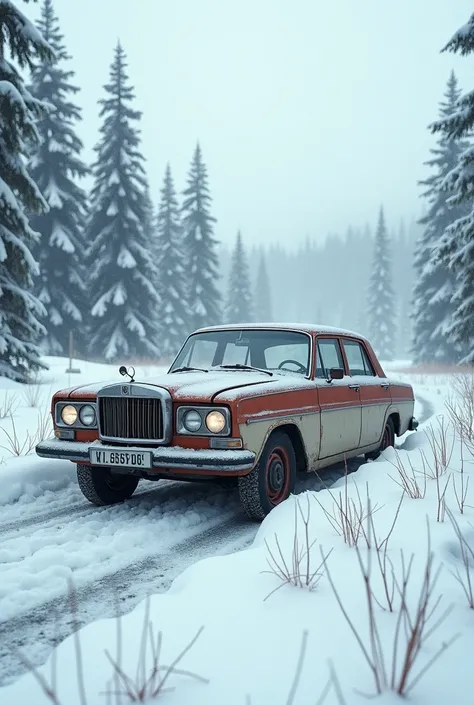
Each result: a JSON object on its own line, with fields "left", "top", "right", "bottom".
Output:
{"left": 0, "top": 0, "right": 53, "bottom": 382}
{"left": 182, "top": 143, "right": 221, "bottom": 331}
{"left": 412, "top": 72, "right": 469, "bottom": 365}
{"left": 28, "top": 0, "right": 88, "bottom": 356}
{"left": 225, "top": 231, "right": 253, "bottom": 323}
{"left": 254, "top": 253, "right": 273, "bottom": 321}
{"left": 430, "top": 17, "right": 474, "bottom": 362}
{"left": 155, "top": 164, "right": 188, "bottom": 357}
{"left": 86, "top": 43, "right": 160, "bottom": 362}
{"left": 367, "top": 208, "right": 396, "bottom": 360}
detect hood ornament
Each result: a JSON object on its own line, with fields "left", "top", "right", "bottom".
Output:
{"left": 119, "top": 365, "right": 136, "bottom": 383}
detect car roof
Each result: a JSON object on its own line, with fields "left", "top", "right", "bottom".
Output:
{"left": 194, "top": 322, "right": 368, "bottom": 340}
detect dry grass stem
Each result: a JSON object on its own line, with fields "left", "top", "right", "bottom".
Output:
{"left": 323, "top": 519, "right": 458, "bottom": 698}
{"left": 263, "top": 495, "right": 332, "bottom": 599}
{"left": 387, "top": 451, "right": 427, "bottom": 499}
{"left": 424, "top": 416, "right": 455, "bottom": 478}
{"left": 446, "top": 506, "right": 474, "bottom": 608}
{"left": 445, "top": 372, "right": 474, "bottom": 456}
{"left": 453, "top": 434, "right": 471, "bottom": 514}
{"left": 0, "top": 409, "right": 53, "bottom": 456}
{"left": 314, "top": 463, "right": 381, "bottom": 548}
{"left": 0, "top": 391, "right": 19, "bottom": 419}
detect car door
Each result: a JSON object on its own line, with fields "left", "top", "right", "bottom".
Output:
{"left": 316, "top": 337, "right": 362, "bottom": 458}
{"left": 341, "top": 338, "right": 391, "bottom": 447}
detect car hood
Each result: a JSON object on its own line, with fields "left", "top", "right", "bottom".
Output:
{"left": 65, "top": 371, "right": 287, "bottom": 403}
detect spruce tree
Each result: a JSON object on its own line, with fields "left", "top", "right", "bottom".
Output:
{"left": 367, "top": 208, "right": 396, "bottom": 360}
{"left": 156, "top": 164, "right": 188, "bottom": 357}
{"left": 225, "top": 231, "right": 253, "bottom": 323}
{"left": 28, "top": 0, "right": 88, "bottom": 356}
{"left": 412, "top": 72, "right": 469, "bottom": 365}
{"left": 431, "top": 17, "right": 474, "bottom": 362}
{"left": 254, "top": 253, "right": 273, "bottom": 321}
{"left": 182, "top": 143, "right": 221, "bottom": 331}
{"left": 0, "top": 0, "right": 53, "bottom": 382}
{"left": 86, "top": 43, "right": 160, "bottom": 362}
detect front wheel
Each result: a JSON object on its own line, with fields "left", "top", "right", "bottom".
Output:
{"left": 77, "top": 464, "right": 139, "bottom": 506}
{"left": 238, "top": 431, "right": 296, "bottom": 521}
{"left": 365, "top": 416, "right": 395, "bottom": 461}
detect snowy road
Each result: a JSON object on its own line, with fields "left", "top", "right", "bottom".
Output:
{"left": 0, "top": 391, "right": 433, "bottom": 687}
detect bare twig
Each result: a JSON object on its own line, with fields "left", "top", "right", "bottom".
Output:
{"left": 322, "top": 519, "right": 458, "bottom": 697}
{"left": 424, "top": 416, "right": 455, "bottom": 478}
{"left": 453, "top": 433, "right": 470, "bottom": 514}
{"left": 387, "top": 451, "right": 426, "bottom": 499}
{"left": 446, "top": 506, "right": 474, "bottom": 609}
{"left": 0, "top": 391, "right": 19, "bottom": 419}
{"left": 262, "top": 495, "right": 332, "bottom": 599}
{"left": 313, "top": 464, "right": 381, "bottom": 548}
{"left": 0, "top": 409, "right": 53, "bottom": 456}
{"left": 445, "top": 372, "right": 474, "bottom": 456}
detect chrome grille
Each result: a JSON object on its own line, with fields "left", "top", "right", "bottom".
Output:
{"left": 99, "top": 397, "right": 163, "bottom": 441}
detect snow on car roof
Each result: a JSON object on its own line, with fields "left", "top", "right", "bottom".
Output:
{"left": 195, "top": 322, "right": 368, "bottom": 339}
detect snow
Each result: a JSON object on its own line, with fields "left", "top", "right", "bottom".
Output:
{"left": 1, "top": 361, "right": 472, "bottom": 704}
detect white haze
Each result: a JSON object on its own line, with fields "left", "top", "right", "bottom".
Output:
{"left": 29, "top": 0, "right": 473, "bottom": 246}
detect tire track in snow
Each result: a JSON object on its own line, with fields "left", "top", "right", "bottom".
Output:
{"left": 0, "top": 514, "right": 255, "bottom": 687}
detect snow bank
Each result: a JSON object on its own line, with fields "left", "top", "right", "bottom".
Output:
{"left": 2, "top": 375, "right": 474, "bottom": 705}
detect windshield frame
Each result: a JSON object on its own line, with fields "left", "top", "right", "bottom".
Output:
{"left": 168, "top": 328, "right": 314, "bottom": 379}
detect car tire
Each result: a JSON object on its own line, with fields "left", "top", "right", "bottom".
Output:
{"left": 365, "top": 416, "right": 395, "bottom": 461}
{"left": 238, "top": 430, "right": 296, "bottom": 521}
{"left": 77, "top": 464, "right": 139, "bottom": 506}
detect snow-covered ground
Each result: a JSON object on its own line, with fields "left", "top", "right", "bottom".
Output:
{"left": 0, "top": 358, "right": 461, "bottom": 704}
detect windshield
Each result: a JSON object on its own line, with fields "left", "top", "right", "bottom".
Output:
{"left": 170, "top": 329, "right": 311, "bottom": 376}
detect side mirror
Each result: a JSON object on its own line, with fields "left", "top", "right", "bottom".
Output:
{"left": 328, "top": 367, "right": 344, "bottom": 381}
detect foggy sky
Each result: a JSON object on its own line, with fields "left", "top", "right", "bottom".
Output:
{"left": 29, "top": 0, "right": 474, "bottom": 248}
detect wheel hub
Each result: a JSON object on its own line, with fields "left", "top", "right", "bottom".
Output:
{"left": 268, "top": 456, "right": 284, "bottom": 492}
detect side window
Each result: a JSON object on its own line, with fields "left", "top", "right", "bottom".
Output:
{"left": 343, "top": 340, "right": 375, "bottom": 376}
{"left": 316, "top": 338, "right": 344, "bottom": 378}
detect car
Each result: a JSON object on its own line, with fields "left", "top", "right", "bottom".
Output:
{"left": 36, "top": 324, "right": 418, "bottom": 520}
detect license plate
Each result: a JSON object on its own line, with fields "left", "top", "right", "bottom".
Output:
{"left": 89, "top": 448, "right": 153, "bottom": 469}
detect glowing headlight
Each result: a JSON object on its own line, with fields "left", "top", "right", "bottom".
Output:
{"left": 183, "top": 409, "right": 202, "bottom": 433}
{"left": 206, "top": 410, "right": 226, "bottom": 434}
{"left": 79, "top": 405, "right": 96, "bottom": 427}
{"left": 61, "top": 405, "right": 78, "bottom": 425}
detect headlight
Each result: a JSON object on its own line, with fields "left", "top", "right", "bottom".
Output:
{"left": 61, "top": 405, "right": 78, "bottom": 425}
{"left": 183, "top": 409, "right": 202, "bottom": 432}
{"left": 79, "top": 405, "right": 96, "bottom": 427}
{"left": 206, "top": 410, "right": 226, "bottom": 434}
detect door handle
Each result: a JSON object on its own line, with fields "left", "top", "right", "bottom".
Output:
{"left": 381, "top": 383, "right": 390, "bottom": 390}
{"left": 348, "top": 384, "right": 360, "bottom": 391}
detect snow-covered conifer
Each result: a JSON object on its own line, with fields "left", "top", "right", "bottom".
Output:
{"left": 430, "top": 17, "right": 474, "bottom": 362}
{"left": 155, "top": 164, "right": 188, "bottom": 357}
{"left": 181, "top": 143, "right": 221, "bottom": 331}
{"left": 0, "top": 0, "right": 53, "bottom": 381}
{"left": 367, "top": 208, "right": 396, "bottom": 360}
{"left": 28, "top": 0, "right": 88, "bottom": 356}
{"left": 254, "top": 253, "right": 273, "bottom": 322}
{"left": 86, "top": 43, "right": 160, "bottom": 362}
{"left": 412, "top": 72, "right": 469, "bottom": 364}
{"left": 226, "top": 231, "right": 253, "bottom": 323}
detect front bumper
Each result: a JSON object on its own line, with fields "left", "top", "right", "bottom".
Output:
{"left": 36, "top": 438, "right": 256, "bottom": 473}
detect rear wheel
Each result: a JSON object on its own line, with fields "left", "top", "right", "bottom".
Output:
{"left": 238, "top": 431, "right": 296, "bottom": 521}
{"left": 77, "top": 464, "right": 139, "bottom": 506}
{"left": 365, "top": 416, "right": 395, "bottom": 461}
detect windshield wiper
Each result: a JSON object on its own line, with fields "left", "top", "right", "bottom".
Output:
{"left": 217, "top": 364, "right": 273, "bottom": 377}
{"left": 170, "top": 366, "right": 209, "bottom": 374}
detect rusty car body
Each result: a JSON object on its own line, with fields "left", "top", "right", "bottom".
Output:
{"left": 36, "top": 324, "right": 418, "bottom": 520}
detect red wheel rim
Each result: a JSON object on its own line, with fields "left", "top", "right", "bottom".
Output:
{"left": 382, "top": 425, "right": 392, "bottom": 450}
{"left": 265, "top": 446, "right": 290, "bottom": 505}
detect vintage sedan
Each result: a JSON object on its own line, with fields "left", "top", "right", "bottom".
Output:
{"left": 36, "top": 324, "right": 418, "bottom": 520}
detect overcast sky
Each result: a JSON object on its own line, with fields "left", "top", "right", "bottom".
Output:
{"left": 29, "top": 0, "right": 474, "bottom": 248}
